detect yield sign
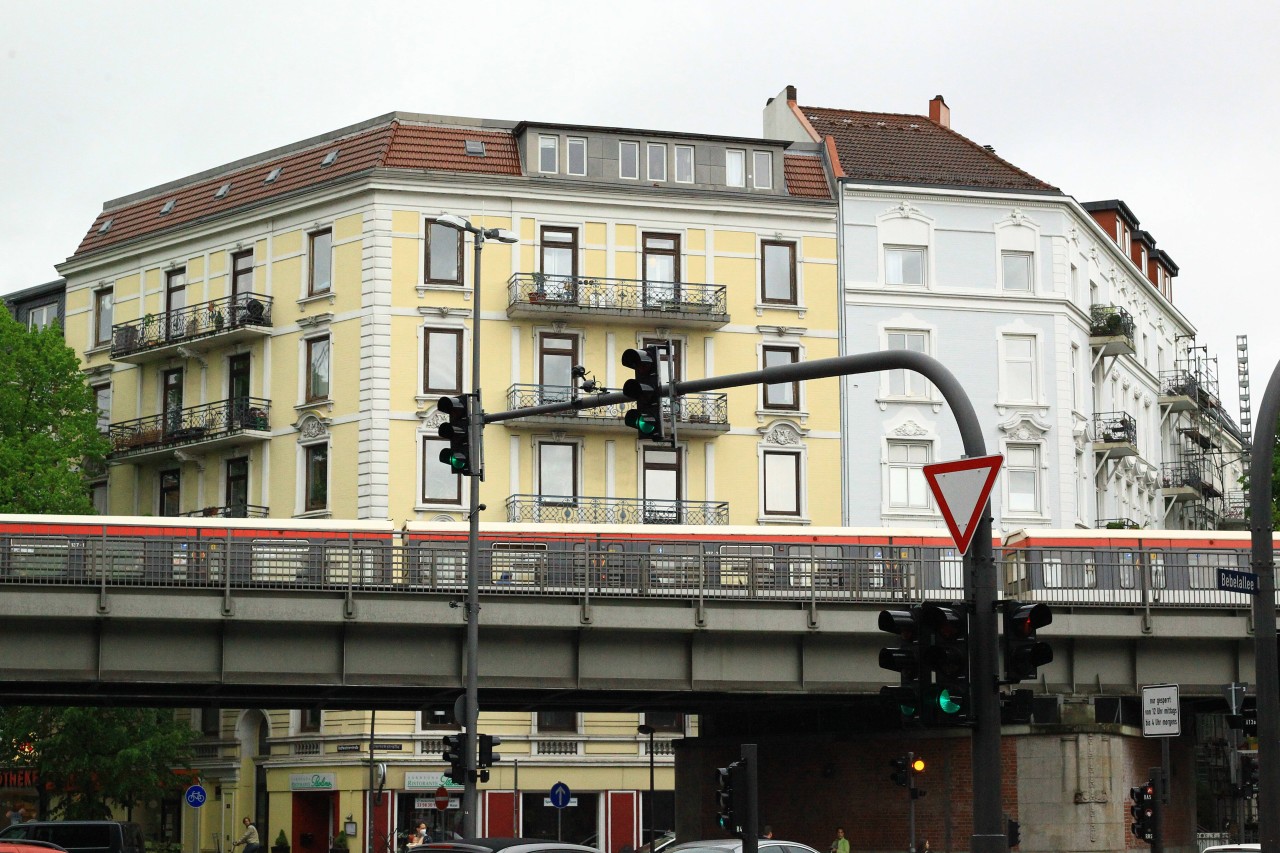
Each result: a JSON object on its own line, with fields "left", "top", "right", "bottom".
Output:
{"left": 923, "top": 454, "right": 1003, "bottom": 555}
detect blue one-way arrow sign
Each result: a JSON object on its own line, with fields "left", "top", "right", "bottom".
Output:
{"left": 1218, "top": 568, "right": 1260, "bottom": 595}
{"left": 549, "top": 781, "right": 572, "bottom": 809}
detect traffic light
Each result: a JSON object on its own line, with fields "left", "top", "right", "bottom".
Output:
{"left": 479, "top": 733, "right": 502, "bottom": 768}
{"left": 441, "top": 734, "right": 467, "bottom": 785}
{"left": 878, "top": 606, "right": 923, "bottom": 723}
{"left": 621, "top": 346, "right": 667, "bottom": 441}
{"left": 437, "top": 394, "right": 477, "bottom": 476}
{"left": 714, "top": 762, "right": 738, "bottom": 833}
{"left": 921, "top": 602, "right": 970, "bottom": 724}
{"left": 1130, "top": 781, "right": 1156, "bottom": 844}
{"left": 1002, "top": 600, "right": 1053, "bottom": 682}
{"left": 1240, "top": 753, "right": 1259, "bottom": 797}
{"left": 889, "top": 754, "right": 911, "bottom": 787}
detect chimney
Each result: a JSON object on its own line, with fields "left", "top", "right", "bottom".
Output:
{"left": 929, "top": 95, "right": 950, "bottom": 128}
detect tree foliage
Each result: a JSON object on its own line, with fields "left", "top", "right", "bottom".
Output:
{"left": 0, "top": 305, "right": 110, "bottom": 513}
{"left": 0, "top": 706, "right": 197, "bottom": 819}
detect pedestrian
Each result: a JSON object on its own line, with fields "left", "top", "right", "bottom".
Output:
{"left": 830, "top": 827, "right": 848, "bottom": 853}
{"left": 233, "top": 817, "right": 261, "bottom": 853}
{"left": 921, "top": 842, "right": 931, "bottom": 853}
{"left": 763, "top": 827, "right": 773, "bottom": 840}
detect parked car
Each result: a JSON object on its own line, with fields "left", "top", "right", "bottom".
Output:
{"left": 0, "top": 822, "right": 144, "bottom": 853}
{"left": 417, "top": 841, "right": 600, "bottom": 853}
{"left": 0, "top": 842, "right": 68, "bottom": 853}
{"left": 635, "top": 832, "right": 676, "bottom": 853}
{"left": 1201, "top": 846, "right": 1260, "bottom": 853}
{"left": 666, "top": 840, "right": 821, "bottom": 853}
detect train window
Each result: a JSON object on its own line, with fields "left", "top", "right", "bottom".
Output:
{"left": 939, "top": 548, "right": 962, "bottom": 589}
{"left": 5, "top": 538, "right": 70, "bottom": 578}
{"left": 650, "top": 543, "right": 698, "bottom": 585}
{"left": 719, "top": 544, "right": 772, "bottom": 587}
{"left": 492, "top": 542, "right": 545, "bottom": 585}
{"left": 788, "top": 545, "right": 842, "bottom": 588}
{"left": 1119, "top": 552, "right": 1136, "bottom": 589}
{"left": 867, "top": 547, "right": 911, "bottom": 591}
{"left": 251, "top": 539, "right": 309, "bottom": 582}
{"left": 324, "top": 543, "right": 382, "bottom": 585}
{"left": 1149, "top": 552, "right": 1166, "bottom": 589}
{"left": 98, "top": 539, "right": 145, "bottom": 581}
{"left": 416, "top": 547, "right": 465, "bottom": 586}
{"left": 1188, "top": 551, "right": 1242, "bottom": 589}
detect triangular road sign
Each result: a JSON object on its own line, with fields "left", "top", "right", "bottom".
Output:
{"left": 923, "top": 454, "right": 1003, "bottom": 555}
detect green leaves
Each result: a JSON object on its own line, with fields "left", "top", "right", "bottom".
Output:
{"left": 0, "top": 306, "right": 110, "bottom": 514}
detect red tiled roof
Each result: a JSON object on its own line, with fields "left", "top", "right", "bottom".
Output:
{"left": 73, "top": 119, "right": 523, "bottom": 259}
{"left": 783, "top": 154, "right": 832, "bottom": 199}
{"left": 802, "top": 106, "right": 1057, "bottom": 193}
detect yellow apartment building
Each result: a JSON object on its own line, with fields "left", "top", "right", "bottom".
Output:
{"left": 54, "top": 113, "right": 838, "bottom": 853}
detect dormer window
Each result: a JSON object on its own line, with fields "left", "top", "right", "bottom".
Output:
{"left": 464, "top": 140, "right": 486, "bottom": 156}
{"left": 215, "top": 182, "right": 232, "bottom": 199}
{"left": 321, "top": 149, "right": 339, "bottom": 167}
{"left": 159, "top": 199, "right": 176, "bottom": 216}
{"left": 264, "top": 167, "right": 283, "bottom": 184}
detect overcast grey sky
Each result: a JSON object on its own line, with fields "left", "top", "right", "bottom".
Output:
{"left": 3, "top": 0, "right": 1277, "bottom": 418}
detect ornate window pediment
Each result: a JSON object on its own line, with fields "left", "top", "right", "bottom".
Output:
{"left": 758, "top": 421, "right": 806, "bottom": 446}
{"left": 997, "top": 412, "right": 1051, "bottom": 441}
{"left": 295, "top": 413, "right": 331, "bottom": 442}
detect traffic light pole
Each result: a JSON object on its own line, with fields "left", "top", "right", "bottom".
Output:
{"left": 487, "top": 350, "right": 1006, "bottom": 852}
{"left": 1249, "top": 358, "right": 1280, "bottom": 853}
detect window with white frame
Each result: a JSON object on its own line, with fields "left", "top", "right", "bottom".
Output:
{"left": 308, "top": 229, "right": 332, "bottom": 295}
{"left": 1001, "top": 251, "right": 1033, "bottom": 291}
{"left": 1000, "top": 334, "right": 1037, "bottom": 403}
{"left": 885, "top": 330, "right": 929, "bottom": 398}
{"left": 423, "top": 328, "right": 463, "bottom": 395}
{"left": 422, "top": 436, "right": 461, "bottom": 505}
{"left": 752, "top": 151, "right": 773, "bottom": 189}
{"left": 761, "top": 240, "right": 797, "bottom": 304}
{"left": 26, "top": 302, "right": 58, "bottom": 331}
{"left": 567, "top": 137, "right": 586, "bottom": 176}
{"left": 887, "top": 441, "right": 931, "bottom": 510}
{"left": 885, "top": 246, "right": 926, "bottom": 286}
{"left": 304, "top": 443, "right": 328, "bottom": 513}
{"left": 647, "top": 143, "right": 667, "bottom": 181}
{"left": 94, "top": 288, "right": 113, "bottom": 347}
{"left": 1070, "top": 343, "right": 1081, "bottom": 411}
{"left": 726, "top": 149, "right": 745, "bottom": 187}
{"left": 674, "top": 145, "right": 694, "bottom": 183}
{"left": 425, "top": 218, "right": 463, "bottom": 285}
{"left": 619, "top": 141, "right": 639, "bottom": 179}
{"left": 538, "top": 442, "right": 578, "bottom": 503}
{"left": 1006, "top": 445, "right": 1040, "bottom": 514}
{"left": 538, "top": 135, "right": 558, "bottom": 173}
{"left": 306, "top": 336, "right": 330, "bottom": 402}
{"left": 762, "top": 450, "right": 801, "bottom": 518}
{"left": 93, "top": 383, "right": 112, "bottom": 433}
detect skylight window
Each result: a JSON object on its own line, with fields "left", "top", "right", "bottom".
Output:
{"left": 321, "top": 149, "right": 340, "bottom": 167}
{"left": 464, "top": 140, "right": 486, "bottom": 156}
{"left": 159, "top": 199, "right": 176, "bottom": 215}
{"left": 97, "top": 219, "right": 113, "bottom": 235}
{"left": 264, "top": 167, "right": 283, "bottom": 184}
{"left": 215, "top": 182, "right": 231, "bottom": 199}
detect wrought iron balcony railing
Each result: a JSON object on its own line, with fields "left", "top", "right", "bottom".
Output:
{"left": 504, "top": 384, "right": 729, "bottom": 428}
{"left": 1089, "top": 304, "right": 1135, "bottom": 340}
{"left": 506, "top": 273, "right": 728, "bottom": 325}
{"left": 505, "top": 495, "right": 729, "bottom": 525}
{"left": 1097, "top": 517, "right": 1141, "bottom": 530}
{"left": 111, "top": 293, "right": 272, "bottom": 360}
{"left": 1161, "top": 462, "right": 1205, "bottom": 492}
{"left": 108, "top": 397, "right": 271, "bottom": 460}
{"left": 182, "top": 504, "right": 270, "bottom": 519}
{"left": 1093, "top": 411, "right": 1137, "bottom": 446}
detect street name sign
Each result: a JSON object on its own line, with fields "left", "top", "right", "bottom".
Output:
{"left": 922, "top": 455, "right": 1003, "bottom": 554}
{"left": 1142, "top": 683, "right": 1181, "bottom": 737}
{"left": 1217, "top": 568, "right": 1260, "bottom": 595}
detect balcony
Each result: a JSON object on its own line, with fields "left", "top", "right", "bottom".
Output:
{"left": 505, "top": 495, "right": 729, "bottom": 525}
{"left": 506, "top": 274, "right": 728, "bottom": 328}
{"left": 1093, "top": 412, "right": 1138, "bottom": 458}
{"left": 502, "top": 384, "right": 729, "bottom": 435}
{"left": 1088, "top": 304, "right": 1136, "bottom": 357}
{"left": 182, "top": 504, "right": 270, "bottom": 519}
{"left": 1161, "top": 463, "right": 1210, "bottom": 502}
{"left": 108, "top": 397, "right": 271, "bottom": 463}
{"left": 1097, "top": 518, "right": 1142, "bottom": 530}
{"left": 111, "top": 293, "right": 273, "bottom": 364}
{"left": 1158, "top": 370, "right": 1201, "bottom": 413}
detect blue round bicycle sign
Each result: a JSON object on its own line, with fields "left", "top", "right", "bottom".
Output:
{"left": 185, "top": 784, "right": 207, "bottom": 808}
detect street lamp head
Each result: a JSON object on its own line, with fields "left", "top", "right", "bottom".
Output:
{"left": 435, "top": 213, "right": 472, "bottom": 231}
{"left": 488, "top": 228, "right": 519, "bottom": 244}
{"left": 637, "top": 724, "right": 655, "bottom": 735}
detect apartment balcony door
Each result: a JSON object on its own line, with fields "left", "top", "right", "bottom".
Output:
{"left": 226, "top": 457, "right": 249, "bottom": 517}
{"left": 538, "top": 333, "right": 578, "bottom": 405}
{"left": 165, "top": 268, "right": 187, "bottom": 340}
{"left": 641, "top": 233, "right": 680, "bottom": 307}
{"left": 642, "top": 448, "right": 682, "bottom": 524}
{"left": 162, "top": 369, "right": 184, "bottom": 434}
{"left": 228, "top": 354, "right": 251, "bottom": 429}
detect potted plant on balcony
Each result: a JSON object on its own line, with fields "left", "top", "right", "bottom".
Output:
{"left": 272, "top": 831, "right": 290, "bottom": 853}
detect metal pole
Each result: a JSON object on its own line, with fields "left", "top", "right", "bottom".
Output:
{"left": 741, "top": 744, "right": 758, "bottom": 853}
{"left": 648, "top": 730, "right": 655, "bottom": 852}
{"left": 462, "top": 230, "right": 486, "bottom": 837}
{"left": 908, "top": 752, "right": 917, "bottom": 853}
{"left": 1249, "top": 359, "right": 1280, "bottom": 852}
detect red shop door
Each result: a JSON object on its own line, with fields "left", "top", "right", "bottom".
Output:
{"left": 606, "top": 791, "right": 638, "bottom": 853}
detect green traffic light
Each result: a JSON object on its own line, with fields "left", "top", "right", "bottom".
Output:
{"left": 936, "top": 688, "right": 962, "bottom": 715}
{"left": 636, "top": 415, "right": 657, "bottom": 434}
{"left": 899, "top": 702, "right": 917, "bottom": 717}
